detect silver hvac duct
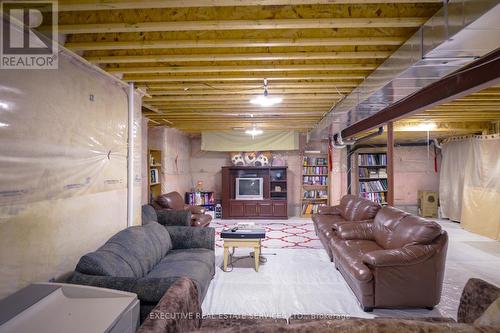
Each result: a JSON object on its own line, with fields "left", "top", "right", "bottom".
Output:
{"left": 311, "top": 0, "right": 500, "bottom": 140}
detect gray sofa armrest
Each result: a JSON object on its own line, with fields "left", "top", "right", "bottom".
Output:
{"left": 133, "top": 277, "right": 181, "bottom": 303}
{"left": 66, "top": 271, "right": 137, "bottom": 294}
{"left": 157, "top": 210, "right": 192, "bottom": 226}
{"left": 137, "top": 277, "right": 202, "bottom": 333}
{"left": 166, "top": 226, "right": 215, "bottom": 250}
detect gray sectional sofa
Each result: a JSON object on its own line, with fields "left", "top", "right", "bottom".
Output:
{"left": 67, "top": 212, "right": 215, "bottom": 321}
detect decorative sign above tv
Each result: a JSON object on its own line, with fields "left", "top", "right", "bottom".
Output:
{"left": 229, "top": 151, "right": 286, "bottom": 167}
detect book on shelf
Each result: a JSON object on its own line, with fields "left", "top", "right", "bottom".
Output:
{"left": 302, "top": 176, "right": 328, "bottom": 185}
{"left": 303, "top": 190, "right": 328, "bottom": 199}
{"left": 303, "top": 156, "right": 327, "bottom": 166}
{"left": 360, "top": 192, "right": 386, "bottom": 204}
{"left": 358, "top": 153, "right": 387, "bottom": 166}
{"left": 150, "top": 169, "right": 159, "bottom": 184}
{"left": 359, "top": 179, "right": 388, "bottom": 193}
{"left": 186, "top": 192, "right": 214, "bottom": 206}
{"left": 302, "top": 166, "right": 328, "bottom": 175}
{"left": 301, "top": 202, "right": 326, "bottom": 215}
{"left": 359, "top": 167, "right": 388, "bottom": 179}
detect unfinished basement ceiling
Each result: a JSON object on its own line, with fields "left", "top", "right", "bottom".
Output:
{"left": 352, "top": 84, "right": 500, "bottom": 144}
{"left": 53, "top": 0, "right": 445, "bottom": 133}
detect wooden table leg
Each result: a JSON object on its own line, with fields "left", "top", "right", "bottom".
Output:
{"left": 223, "top": 245, "right": 229, "bottom": 272}
{"left": 254, "top": 244, "right": 260, "bottom": 272}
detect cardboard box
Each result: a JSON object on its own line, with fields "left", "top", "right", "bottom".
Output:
{"left": 418, "top": 190, "right": 438, "bottom": 218}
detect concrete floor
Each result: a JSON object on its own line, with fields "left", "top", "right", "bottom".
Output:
{"left": 202, "top": 219, "right": 500, "bottom": 320}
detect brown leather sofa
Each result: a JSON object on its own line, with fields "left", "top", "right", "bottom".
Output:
{"left": 154, "top": 191, "right": 212, "bottom": 227}
{"left": 331, "top": 205, "right": 448, "bottom": 311}
{"left": 312, "top": 195, "right": 381, "bottom": 261}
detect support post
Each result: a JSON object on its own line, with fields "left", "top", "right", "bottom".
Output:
{"left": 127, "top": 82, "right": 135, "bottom": 227}
{"left": 386, "top": 122, "right": 394, "bottom": 206}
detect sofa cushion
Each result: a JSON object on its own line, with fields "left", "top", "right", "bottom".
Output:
{"left": 373, "top": 207, "right": 441, "bottom": 249}
{"left": 372, "top": 206, "right": 410, "bottom": 249}
{"left": 351, "top": 199, "right": 381, "bottom": 221}
{"left": 339, "top": 195, "right": 357, "bottom": 220}
{"left": 76, "top": 222, "right": 172, "bottom": 278}
{"left": 147, "top": 248, "right": 215, "bottom": 299}
{"left": 393, "top": 215, "right": 443, "bottom": 248}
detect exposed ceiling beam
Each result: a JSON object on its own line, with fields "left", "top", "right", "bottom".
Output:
{"left": 57, "top": 18, "right": 427, "bottom": 34}
{"left": 58, "top": 0, "right": 443, "bottom": 12}
{"left": 107, "top": 63, "right": 377, "bottom": 74}
{"left": 147, "top": 103, "right": 334, "bottom": 109}
{"left": 146, "top": 94, "right": 340, "bottom": 102}
{"left": 125, "top": 74, "right": 365, "bottom": 82}
{"left": 146, "top": 88, "right": 351, "bottom": 95}
{"left": 66, "top": 37, "right": 405, "bottom": 51}
{"left": 138, "top": 82, "right": 360, "bottom": 90}
{"left": 87, "top": 51, "right": 392, "bottom": 64}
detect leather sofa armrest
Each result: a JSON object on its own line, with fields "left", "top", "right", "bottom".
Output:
{"left": 318, "top": 205, "right": 341, "bottom": 215}
{"left": 166, "top": 226, "right": 215, "bottom": 250}
{"left": 189, "top": 205, "right": 206, "bottom": 215}
{"left": 362, "top": 245, "right": 436, "bottom": 267}
{"left": 337, "top": 222, "right": 374, "bottom": 240}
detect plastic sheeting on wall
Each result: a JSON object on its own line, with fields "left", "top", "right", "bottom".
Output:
{"left": 439, "top": 134, "right": 500, "bottom": 240}
{"left": 0, "top": 48, "right": 142, "bottom": 297}
{"left": 201, "top": 131, "right": 299, "bottom": 152}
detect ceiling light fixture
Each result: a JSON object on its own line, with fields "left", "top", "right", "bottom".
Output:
{"left": 245, "top": 126, "right": 263, "bottom": 138}
{"left": 250, "top": 79, "right": 282, "bottom": 107}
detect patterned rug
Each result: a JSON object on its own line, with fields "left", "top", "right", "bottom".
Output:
{"left": 210, "top": 220, "right": 322, "bottom": 249}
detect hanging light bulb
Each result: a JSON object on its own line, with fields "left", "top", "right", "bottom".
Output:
{"left": 250, "top": 79, "right": 282, "bottom": 107}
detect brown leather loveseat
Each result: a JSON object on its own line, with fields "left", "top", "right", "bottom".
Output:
{"left": 332, "top": 205, "right": 448, "bottom": 311}
{"left": 154, "top": 191, "right": 212, "bottom": 227}
{"left": 312, "top": 195, "right": 381, "bottom": 261}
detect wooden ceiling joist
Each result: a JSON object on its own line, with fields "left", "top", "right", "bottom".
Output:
{"left": 56, "top": 0, "right": 449, "bottom": 132}
{"left": 146, "top": 94, "right": 340, "bottom": 102}
{"left": 87, "top": 51, "right": 392, "bottom": 64}
{"left": 138, "top": 82, "right": 359, "bottom": 90}
{"left": 57, "top": 18, "right": 427, "bottom": 34}
{"left": 66, "top": 37, "right": 406, "bottom": 51}
{"left": 145, "top": 89, "right": 351, "bottom": 96}
{"left": 58, "top": 0, "right": 443, "bottom": 12}
{"left": 107, "top": 63, "right": 377, "bottom": 74}
{"left": 124, "top": 74, "right": 365, "bottom": 83}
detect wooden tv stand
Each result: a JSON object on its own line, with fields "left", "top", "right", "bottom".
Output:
{"left": 221, "top": 166, "right": 288, "bottom": 219}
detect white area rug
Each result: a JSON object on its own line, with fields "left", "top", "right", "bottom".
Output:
{"left": 202, "top": 219, "right": 500, "bottom": 320}
{"left": 210, "top": 218, "right": 322, "bottom": 249}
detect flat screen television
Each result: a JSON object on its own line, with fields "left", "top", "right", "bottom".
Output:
{"left": 235, "top": 177, "right": 263, "bottom": 200}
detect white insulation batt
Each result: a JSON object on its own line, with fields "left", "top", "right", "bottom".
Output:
{"left": 0, "top": 52, "right": 143, "bottom": 298}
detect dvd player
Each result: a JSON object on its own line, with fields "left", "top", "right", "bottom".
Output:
{"left": 221, "top": 228, "right": 266, "bottom": 239}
